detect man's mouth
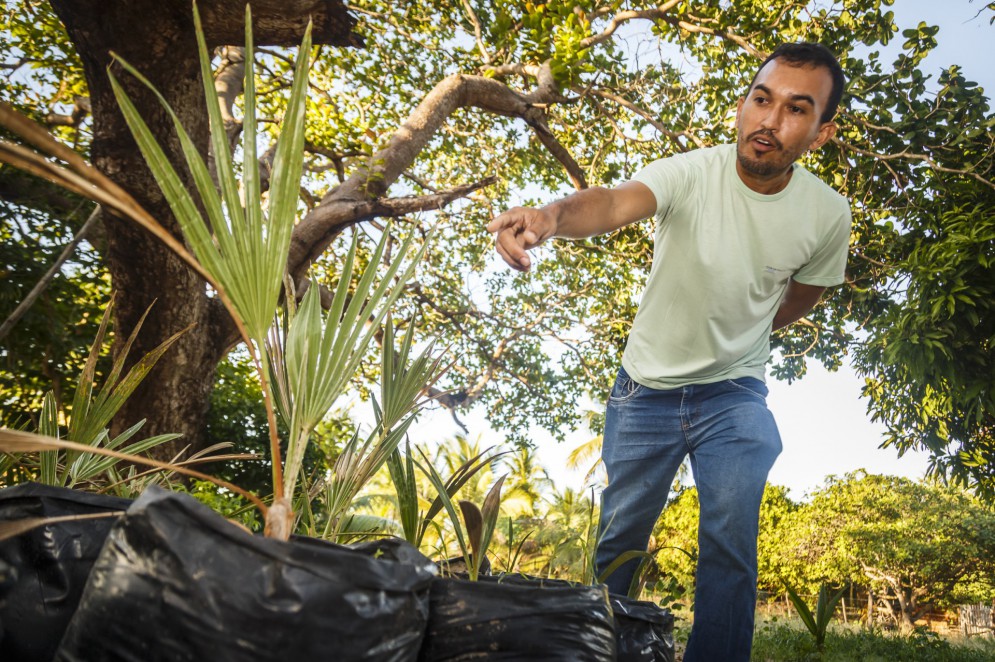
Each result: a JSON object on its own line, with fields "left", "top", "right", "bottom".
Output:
{"left": 749, "top": 132, "right": 781, "bottom": 153}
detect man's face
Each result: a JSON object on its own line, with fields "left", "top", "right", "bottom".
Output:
{"left": 735, "top": 58, "right": 837, "bottom": 190}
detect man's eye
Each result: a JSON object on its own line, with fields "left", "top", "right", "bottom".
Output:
{"left": 790, "top": 106, "right": 804, "bottom": 114}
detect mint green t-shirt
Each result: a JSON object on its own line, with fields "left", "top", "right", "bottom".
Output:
{"left": 622, "top": 144, "right": 852, "bottom": 389}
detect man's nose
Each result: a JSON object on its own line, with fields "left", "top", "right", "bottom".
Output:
{"left": 759, "top": 106, "right": 783, "bottom": 132}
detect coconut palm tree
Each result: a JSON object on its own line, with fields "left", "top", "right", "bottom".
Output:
{"left": 501, "top": 445, "right": 554, "bottom": 518}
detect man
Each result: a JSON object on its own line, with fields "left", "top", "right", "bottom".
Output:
{"left": 488, "top": 42, "right": 851, "bottom": 661}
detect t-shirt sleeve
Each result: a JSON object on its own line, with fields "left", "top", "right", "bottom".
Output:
{"left": 792, "top": 199, "right": 852, "bottom": 287}
{"left": 630, "top": 153, "right": 693, "bottom": 220}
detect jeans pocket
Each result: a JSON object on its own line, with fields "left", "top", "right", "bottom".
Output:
{"left": 724, "top": 377, "right": 768, "bottom": 401}
{"left": 609, "top": 369, "right": 644, "bottom": 404}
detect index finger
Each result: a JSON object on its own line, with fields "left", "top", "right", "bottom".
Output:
{"left": 486, "top": 208, "right": 526, "bottom": 234}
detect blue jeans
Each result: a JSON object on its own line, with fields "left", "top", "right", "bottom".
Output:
{"left": 595, "top": 366, "right": 781, "bottom": 662}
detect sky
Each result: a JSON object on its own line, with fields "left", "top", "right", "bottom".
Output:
{"left": 407, "top": 1, "right": 994, "bottom": 501}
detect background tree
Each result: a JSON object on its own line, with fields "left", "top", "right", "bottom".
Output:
{"left": 2, "top": 1, "right": 994, "bottom": 497}
{"left": 770, "top": 472, "right": 995, "bottom": 631}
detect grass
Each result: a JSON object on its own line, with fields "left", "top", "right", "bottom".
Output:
{"left": 749, "top": 618, "right": 995, "bottom": 661}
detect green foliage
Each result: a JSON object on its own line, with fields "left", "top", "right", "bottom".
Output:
{"left": 0, "top": 1, "right": 88, "bottom": 133}
{"left": 105, "top": 4, "right": 315, "bottom": 511}
{"left": 386, "top": 440, "right": 503, "bottom": 550}
{"left": 459, "top": 474, "right": 506, "bottom": 581}
{"left": 204, "top": 352, "right": 333, "bottom": 496}
{"left": 184, "top": 479, "right": 262, "bottom": 532}
{"left": 63, "top": 301, "right": 185, "bottom": 458}
{"left": 0, "top": 201, "right": 108, "bottom": 429}
{"left": 268, "top": 230, "right": 432, "bottom": 501}
{"left": 651, "top": 486, "right": 700, "bottom": 589}
{"left": 109, "top": 4, "right": 306, "bottom": 348}
{"left": 512, "top": 484, "right": 600, "bottom": 582}
{"left": 414, "top": 445, "right": 507, "bottom": 580}
{"left": 313, "top": 312, "right": 446, "bottom": 539}
{"left": 857, "top": 195, "right": 995, "bottom": 500}
{"left": 757, "top": 484, "right": 801, "bottom": 592}
{"left": 596, "top": 548, "right": 655, "bottom": 599}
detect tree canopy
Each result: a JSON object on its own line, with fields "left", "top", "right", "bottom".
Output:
{"left": 2, "top": 1, "right": 994, "bottom": 497}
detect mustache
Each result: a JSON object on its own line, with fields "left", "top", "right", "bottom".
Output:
{"left": 747, "top": 129, "right": 782, "bottom": 150}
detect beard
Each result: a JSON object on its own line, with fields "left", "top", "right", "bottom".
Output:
{"left": 736, "top": 130, "right": 799, "bottom": 177}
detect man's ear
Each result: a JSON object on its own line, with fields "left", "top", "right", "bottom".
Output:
{"left": 809, "top": 121, "right": 837, "bottom": 151}
{"left": 735, "top": 97, "right": 744, "bottom": 122}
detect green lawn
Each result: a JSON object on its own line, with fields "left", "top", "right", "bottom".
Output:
{"left": 747, "top": 619, "right": 995, "bottom": 662}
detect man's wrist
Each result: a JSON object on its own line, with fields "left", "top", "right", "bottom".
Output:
{"left": 540, "top": 202, "right": 562, "bottom": 240}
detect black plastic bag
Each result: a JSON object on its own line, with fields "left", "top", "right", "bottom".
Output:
{"left": 0, "top": 482, "right": 131, "bottom": 662}
{"left": 419, "top": 573, "right": 616, "bottom": 661}
{"left": 441, "top": 572, "right": 674, "bottom": 662}
{"left": 55, "top": 486, "right": 436, "bottom": 662}
{"left": 611, "top": 593, "right": 675, "bottom": 662}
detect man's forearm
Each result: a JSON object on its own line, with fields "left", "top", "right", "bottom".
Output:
{"left": 772, "top": 280, "right": 827, "bottom": 331}
{"left": 543, "top": 187, "right": 619, "bottom": 240}
{"left": 544, "top": 181, "right": 657, "bottom": 240}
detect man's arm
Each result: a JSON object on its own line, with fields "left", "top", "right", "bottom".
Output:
{"left": 772, "top": 280, "right": 826, "bottom": 331}
{"left": 487, "top": 181, "right": 657, "bottom": 272}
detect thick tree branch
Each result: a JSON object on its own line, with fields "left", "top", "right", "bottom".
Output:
{"left": 198, "top": 0, "right": 361, "bottom": 47}
{"left": 214, "top": 46, "right": 245, "bottom": 137}
{"left": 371, "top": 176, "right": 497, "bottom": 216}
{"left": 288, "top": 72, "right": 585, "bottom": 278}
{"left": 207, "top": 46, "right": 245, "bottom": 188}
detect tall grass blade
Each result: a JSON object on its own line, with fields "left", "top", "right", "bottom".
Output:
{"left": 0, "top": 428, "right": 267, "bottom": 514}
{"left": 0, "top": 512, "right": 121, "bottom": 543}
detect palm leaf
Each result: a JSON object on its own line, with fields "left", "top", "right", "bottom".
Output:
{"left": 105, "top": 4, "right": 317, "bottom": 521}
{"left": 38, "top": 391, "right": 60, "bottom": 485}
{"left": 477, "top": 474, "right": 506, "bottom": 570}
{"left": 69, "top": 305, "right": 190, "bottom": 449}
{"left": 386, "top": 440, "right": 421, "bottom": 545}
{"left": 784, "top": 581, "right": 819, "bottom": 638}
{"left": 414, "top": 449, "right": 470, "bottom": 564}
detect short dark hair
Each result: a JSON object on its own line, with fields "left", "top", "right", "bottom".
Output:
{"left": 748, "top": 42, "right": 846, "bottom": 123}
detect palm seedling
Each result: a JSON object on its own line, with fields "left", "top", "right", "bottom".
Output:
{"left": 387, "top": 440, "right": 506, "bottom": 552}
{"left": 417, "top": 449, "right": 507, "bottom": 581}
{"left": 784, "top": 581, "right": 847, "bottom": 651}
